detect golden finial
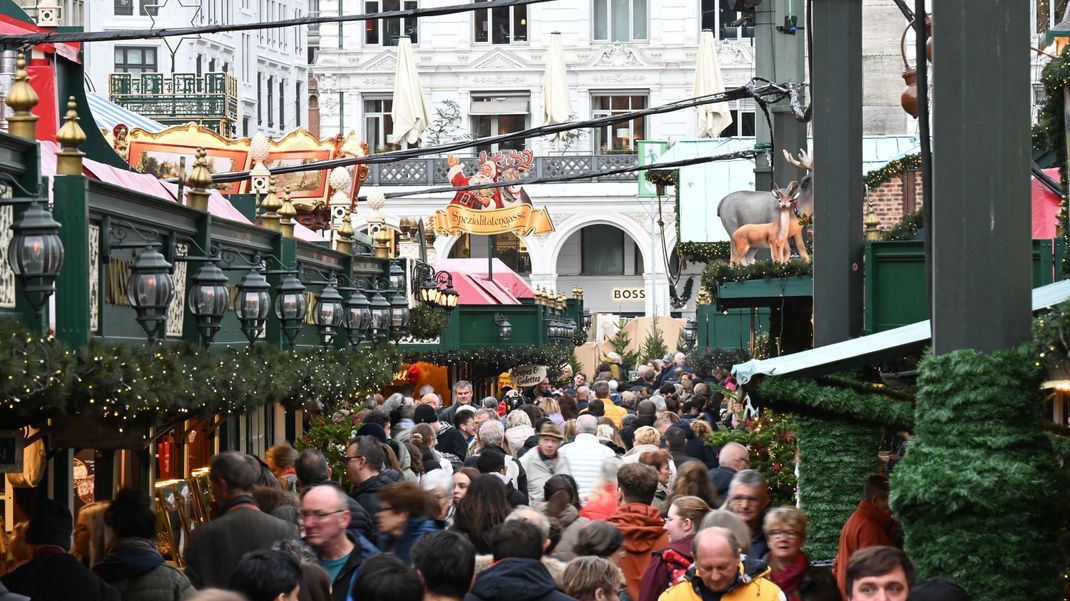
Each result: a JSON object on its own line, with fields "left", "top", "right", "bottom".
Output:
{"left": 336, "top": 210, "right": 355, "bottom": 255}
{"left": 277, "top": 185, "right": 297, "bottom": 237}
{"left": 186, "top": 148, "right": 213, "bottom": 211}
{"left": 260, "top": 176, "right": 281, "bottom": 231}
{"left": 55, "top": 96, "right": 86, "bottom": 176}
{"left": 696, "top": 288, "right": 712, "bottom": 305}
{"left": 6, "top": 53, "right": 39, "bottom": 141}
{"left": 864, "top": 210, "right": 882, "bottom": 241}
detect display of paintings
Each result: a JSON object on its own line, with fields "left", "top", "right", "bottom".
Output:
{"left": 155, "top": 479, "right": 196, "bottom": 567}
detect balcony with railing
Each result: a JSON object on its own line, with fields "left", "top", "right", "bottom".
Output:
{"left": 365, "top": 153, "right": 639, "bottom": 186}
{"left": 109, "top": 72, "right": 239, "bottom": 135}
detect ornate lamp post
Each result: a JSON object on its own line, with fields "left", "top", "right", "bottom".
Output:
{"left": 367, "top": 286, "right": 392, "bottom": 342}
{"left": 274, "top": 272, "right": 307, "bottom": 346}
{"left": 343, "top": 287, "right": 372, "bottom": 347}
{"left": 6, "top": 202, "right": 64, "bottom": 318}
{"left": 313, "top": 274, "right": 345, "bottom": 346}
{"left": 495, "top": 313, "right": 512, "bottom": 341}
{"left": 683, "top": 319, "right": 698, "bottom": 348}
{"left": 187, "top": 260, "right": 230, "bottom": 345}
{"left": 235, "top": 265, "right": 271, "bottom": 346}
{"left": 389, "top": 290, "right": 411, "bottom": 342}
{"left": 127, "top": 246, "right": 175, "bottom": 343}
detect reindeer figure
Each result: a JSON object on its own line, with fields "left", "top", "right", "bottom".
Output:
{"left": 730, "top": 186, "right": 797, "bottom": 265}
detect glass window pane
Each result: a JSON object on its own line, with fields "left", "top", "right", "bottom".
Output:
{"left": 514, "top": 6, "right": 527, "bottom": 42}
{"left": 475, "top": 7, "right": 488, "bottom": 42}
{"left": 632, "top": 0, "right": 647, "bottom": 39}
{"left": 701, "top": 0, "right": 716, "bottom": 30}
{"left": 582, "top": 225, "right": 624, "bottom": 275}
{"left": 473, "top": 116, "right": 493, "bottom": 154}
{"left": 611, "top": 0, "right": 629, "bottom": 41}
{"left": 491, "top": 6, "right": 509, "bottom": 43}
{"left": 741, "top": 112, "right": 756, "bottom": 136}
{"left": 498, "top": 114, "right": 526, "bottom": 150}
{"left": 384, "top": 16, "right": 401, "bottom": 45}
{"left": 593, "top": 0, "right": 608, "bottom": 40}
{"left": 365, "top": 1, "right": 379, "bottom": 44}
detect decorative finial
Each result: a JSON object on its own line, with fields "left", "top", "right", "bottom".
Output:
{"left": 186, "top": 148, "right": 213, "bottom": 211}
{"left": 277, "top": 185, "right": 297, "bottom": 237}
{"left": 336, "top": 209, "right": 355, "bottom": 255}
{"left": 55, "top": 96, "right": 86, "bottom": 176}
{"left": 260, "top": 176, "right": 282, "bottom": 231}
{"left": 6, "top": 53, "right": 39, "bottom": 141}
{"left": 864, "top": 210, "right": 882, "bottom": 241}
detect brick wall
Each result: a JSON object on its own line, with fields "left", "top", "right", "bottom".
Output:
{"left": 867, "top": 169, "right": 925, "bottom": 230}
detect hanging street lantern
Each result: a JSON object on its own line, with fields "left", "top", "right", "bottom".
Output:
{"left": 495, "top": 313, "right": 512, "bottom": 342}
{"left": 582, "top": 309, "right": 592, "bottom": 332}
{"left": 7, "top": 202, "right": 64, "bottom": 318}
{"left": 387, "top": 260, "right": 406, "bottom": 292}
{"left": 368, "top": 288, "right": 392, "bottom": 342}
{"left": 274, "top": 272, "right": 307, "bottom": 346}
{"left": 187, "top": 261, "right": 230, "bottom": 345}
{"left": 235, "top": 266, "right": 271, "bottom": 346}
{"left": 683, "top": 319, "right": 698, "bottom": 346}
{"left": 389, "top": 290, "right": 411, "bottom": 342}
{"left": 344, "top": 287, "right": 372, "bottom": 347}
{"left": 439, "top": 280, "right": 459, "bottom": 310}
{"left": 314, "top": 274, "right": 345, "bottom": 346}
{"left": 127, "top": 247, "right": 175, "bottom": 343}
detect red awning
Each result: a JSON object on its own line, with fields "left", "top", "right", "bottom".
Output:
{"left": 434, "top": 258, "right": 535, "bottom": 300}
{"left": 1033, "top": 167, "right": 1061, "bottom": 240}
{"left": 0, "top": 13, "right": 81, "bottom": 62}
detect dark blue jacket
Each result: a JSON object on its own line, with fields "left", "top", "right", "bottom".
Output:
{"left": 464, "top": 558, "right": 576, "bottom": 601}
{"left": 377, "top": 517, "right": 440, "bottom": 564}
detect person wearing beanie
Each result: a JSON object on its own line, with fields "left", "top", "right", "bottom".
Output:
{"left": 356, "top": 422, "right": 389, "bottom": 444}
{"left": 1, "top": 498, "right": 120, "bottom": 600}
{"left": 413, "top": 404, "right": 468, "bottom": 466}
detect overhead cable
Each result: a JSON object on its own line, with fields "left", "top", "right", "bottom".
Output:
{"left": 0, "top": 0, "right": 554, "bottom": 44}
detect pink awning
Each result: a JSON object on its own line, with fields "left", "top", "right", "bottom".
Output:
{"left": 1033, "top": 167, "right": 1061, "bottom": 240}
{"left": 434, "top": 258, "right": 535, "bottom": 300}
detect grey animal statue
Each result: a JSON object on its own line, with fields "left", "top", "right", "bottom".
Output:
{"left": 716, "top": 149, "right": 814, "bottom": 261}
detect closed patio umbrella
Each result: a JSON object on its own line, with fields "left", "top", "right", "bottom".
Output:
{"left": 392, "top": 37, "right": 431, "bottom": 146}
{"left": 693, "top": 29, "right": 733, "bottom": 138}
{"left": 543, "top": 32, "right": 572, "bottom": 131}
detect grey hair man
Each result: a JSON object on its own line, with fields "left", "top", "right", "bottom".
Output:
{"left": 559, "top": 414, "right": 616, "bottom": 499}
{"left": 439, "top": 380, "right": 474, "bottom": 423}
{"left": 464, "top": 420, "right": 527, "bottom": 497}
{"left": 657, "top": 527, "right": 783, "bottom": 599}
{"left": 709, "top": 441, "right": 750, "bottom": 505}
{"left": 726, "top": 469, "right": 771, "bottom": 559}
{"left": 504, "top": 506, "right": 553, "bottom": 553}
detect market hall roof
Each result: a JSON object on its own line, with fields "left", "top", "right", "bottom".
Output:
{"left": 732, "top": 278, "right": 1070, "bottom": 384}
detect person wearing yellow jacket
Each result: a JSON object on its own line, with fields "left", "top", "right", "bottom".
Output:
{"left": 658, "top": 528, "right": 785, "bottom": 601}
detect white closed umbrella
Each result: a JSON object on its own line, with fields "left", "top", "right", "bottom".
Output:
{"left": 543, "top": 32, "right": 572, "bottom": 130}
{"left": 693, "top": 30, "right": 733, "bottom": 138}
{"left": 391, "top": 37, "right": 431, "bottom": 146}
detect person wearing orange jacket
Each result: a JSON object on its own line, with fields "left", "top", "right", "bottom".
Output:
{"left": 832, "top": 475, "right": 898, "bottom": 598}
{"left": 607, "top": 463, "right": 669, "bottom": 601}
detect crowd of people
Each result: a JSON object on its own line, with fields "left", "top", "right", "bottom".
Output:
{"left": 0, "top": 353, "right": 970, "bottom": 601}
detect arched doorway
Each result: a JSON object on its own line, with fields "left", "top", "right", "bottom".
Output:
{"left": 448, "top": 233, "right": 531, "bottom": 275}
{"left": 555, "top": 224, "right": 647, "bottom": 315}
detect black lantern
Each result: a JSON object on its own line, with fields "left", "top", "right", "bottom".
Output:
{"left": 387, "top": 260, "right": 406, "bottom": 292}
{"left": 314, "top": 275, "right": 345, "bottom": 346}
{"left": 495, "top": 313, "right": 512, "bottom": 341}
{"left": 235, "top": 267, "right": 271, "bottom": 346}
{"left": 274, "top": 273, "right": 307, "bottom": 346}
{"left": 683, "top": 319, "right": 698, "bottom": 345}
{"left": 127, "top": 246, "right": 175, "bottom": 343}
{"left": 439, "top": 282, "right": 459, "bottom": 310}
{"left": 368, "top": 288, "right": 392, "bottom": 342}
{"left": 419, "top": 274, "right": 437, "bottom": 304}
{"left": 582, "top": 309, "right": 592, "bottom": 332}
{"left": 344, "top": 287, "right": 372, "bottom": 346}
{"left": 7, "top": 202, "right": 64, "bottom": 317}
{"left": 187, "top": 261, "right": 230, "bottom": 345}
{"left": 389, "top": 290, "right": 411, "bottom": 342}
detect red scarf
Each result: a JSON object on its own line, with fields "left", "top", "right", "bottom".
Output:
{"left": 770, "top": 553, "right": 809, "bottom": 601}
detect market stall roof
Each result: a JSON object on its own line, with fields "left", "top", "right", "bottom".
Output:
{"left": 732, "top": 278, "right": 1070, "bottom": 384}
{"left": 86, "top": 93, "right": 167, "bottom": 134}
{"left": 434, "top": 259, "right": 535, "bottom": 306}
{"left": 1033, "top": 167, "right": 1061, "bottom": 239}
{"left": 38, "top": 141, "right": 325, "bottom": 242}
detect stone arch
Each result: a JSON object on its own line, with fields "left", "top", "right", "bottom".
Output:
{"left": 544, "top": 213, "right": 655, "bottom": 275}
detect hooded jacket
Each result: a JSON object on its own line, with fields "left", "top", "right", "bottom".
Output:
{"left": 464, "top": 557, "right": 576, "bottom": 601}
{"left": 658, "top": 559, "right": 783, "bottom": 601}
{"left": 607, "top": 503, "right": 670, "bottom": 601}
{"left": 832, "top": 499, "right": 895, "bottom": 596}
{"left": 94, "top": 538, "right": 194, "bottom": 601}
{"left": 319, "top": 531, "right": 380, "bottom": 601}
{"left": 3, "top": 548, "right": 119, "bottom": 601}
{"left": 350, "top": 471, "right": 403, "bottom": 522}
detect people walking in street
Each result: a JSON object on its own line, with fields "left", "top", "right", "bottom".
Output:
{"left": 266, "top": 444, "right": 299, "bottom": 492}
{"left": 453, "top": 475, "right": 513, "bottom": 555}
{"left": 345, "top": 436, "right": 403, "bottom": 527}
{"left": 833, "top": 476, "right": 898, "bottom": 597}
{"left": 658, "top": 528, "right": 782, "bottom": 601}
{"left": 606, "top": 463, "right": 669, "bottom": 601}
{"left": 520, "top": 422, "right": 571, "bottom": 504}
{"left": 229, "top": 549, "right": 302, "bottom": 601}
{"left": 411, "top": 531, "right": 476, "bottom": 601}
{"left": 464, "top": 521, "right": 575, "bottom": 601}
{"left": 763, "top": 507, "right": 839, "bottom": 601}
{"left": 376, "top": 482, "right": 441, "bottom": 564}
{"left": 844, "top": 546, "right": 913, "bottom": 601}
{"left": 301, "top": 485, "right": 378, "bottom": 601}
{"left": 560, "top": 556, "right": 624, "bottom": 601}
{"left": 709, "top": 442, "right": 750, "bottom": 508}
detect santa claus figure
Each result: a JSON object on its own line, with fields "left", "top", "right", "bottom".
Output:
{"left": 447, "top": 152, "right": 503, "bottom": 210}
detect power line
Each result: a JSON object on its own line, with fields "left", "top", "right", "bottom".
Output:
{"left": 204, "top": 79, "right": 795, "bottom": 184}
{"left": 0, "top": 0, "right": 553, "bottom": 45}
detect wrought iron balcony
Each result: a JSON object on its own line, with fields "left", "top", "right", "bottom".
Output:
{"left": 108, "top": 72, "right": 239, "bottom": 135}
{"left": 364, "top": 153, "right": 639, "bottom": 186}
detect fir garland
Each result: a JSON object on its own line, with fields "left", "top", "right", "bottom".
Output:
{"left": 758, "top": 377, "right": 914, "bottom": 428}
{"left": 408, "top": 304, "right": 449, "bottom": 341}
{"left": 863, "top": 153, "right": 921, "bottom": 189}
{"left": 669, "top": 276, "right": 695, "bottom": 310}
{"left": 677, "top": 242, "right": 732, "bottom": 264}
{"left": 0, "top": 320, "right": 76, "bottom": 418}
{"left": 891, "top": 345, "right": 1064, "bottom": 601}
{"left": 707, "top": 411, "right": 798, "bottom": 506}
{"left": 402, "top": 345, "right": 574, "bottom": 373}
{"left": 880, "top": 209, "right": 923, "bottom": 241}
{"left": 1037, "top": 46, "right": 1070, "bottom": 272}
{"left": 690, "top": 348, "right": 752, "bottom": 377}
{"left": 701, "top": 259, "right": 814, "bottom": 297}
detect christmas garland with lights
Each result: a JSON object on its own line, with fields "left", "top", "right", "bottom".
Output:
{"left": 690, "top": 348, "right": 752, "bottom": 377}
{"left": 700, "top": 259, "right": 813, "bottom": 298}
{"left": 707, "top": 411, "right": 798, "bottom": 507}
{"left": 881, "top": 209, "right": 923, "bottom": 241}
{"left": 677, "top": 242, "right": 732, "bottom": 264}
{"left": 0, "top": 318, "right": 401, "bottom": 427}
{"left": 402, "top": 345, "right": 574, "bottom": 373}
{"left": 863, "top": 153, "right": 922, "bottom": 189}
{"left": 758, "top": 376, "right": 914, "bottom": 428}
{"left": 1037, "top": 46, "right": 1070, "bottom": 273}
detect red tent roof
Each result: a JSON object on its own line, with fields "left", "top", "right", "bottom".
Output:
{"left": 1033, "top": 167, "right": 1061, "bottom": 240}
{"left": 434, "top": 258, "right": 535, "bottom": 306}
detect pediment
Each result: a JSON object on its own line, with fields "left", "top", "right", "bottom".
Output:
{"left": 587, "top": 42, "right": 650, "bottom": 68}
{"left": 361, "top": 50, "right": 398, "bottom": 72}
{"left": 469, "top": 48, "right": 532, "bottom": 71}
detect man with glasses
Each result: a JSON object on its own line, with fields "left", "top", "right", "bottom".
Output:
{"left": 302, "top": 484, "right": 379, "bottom": 601}
{"left": 725, "top": 469, "right": 771, "bottom": 558}
{"left": 659, "top": 527, "right": 784, "bottom": 601}
{"left": 709, "top": 442, "right": 750, "bottom": 506}
{"left": 345, "top": 436, "right": 402, "bottom": 529}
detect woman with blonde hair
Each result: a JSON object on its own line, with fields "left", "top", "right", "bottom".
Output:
{"left": 763, "top": 507, "right": 839, "bottom": 601}
{"left": 538, "top": 396, "right": 565, "bottom": 426}
{"left": 73, "top": 502, "right": 111, "bottom": 568}
{"left": 505, "top": 410, "right": 534, "bottom": 453}
{"left": 562, "top": 556, "right": 624, "bottom": 601}
{"left": 638, "top": 496, "right": 711, "bottom": 601}
{"left": 623, "top": 426, "right": 661, "bottom": 463}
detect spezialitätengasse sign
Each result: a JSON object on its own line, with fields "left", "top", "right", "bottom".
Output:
{"left": 429, "top": 149, "right": 555, "bottom": 237}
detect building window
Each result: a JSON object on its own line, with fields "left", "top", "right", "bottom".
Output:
{"left": 195, "top": 55, "right": 203, "bottom": 74}
{"left": 296, "top": 82, "right": 303, "bottom": 128}
{"left": 257, "top": 74, "right": 263, "bottom": 125}
{"left": 717, "top": 100, "right": 756, "bottom": 137}
{"left": 139, "top": 0, "right": 157, "bottom": 16}
{"left": 115, "top": 0, "right": 132, "bottom": 15}
{"left": 702, "top": 0, "right": 754, "bottom": 40}
{"left": 114, "top": 47, "right": 158, "bottom": 76}
{"left": 591, "top": 93, "right": 646, "bottom": 152}
{"left": 243, "top": 116, "right": 250, "bottom": 137}
{"left": 581, "top": 225, "right": 625, "bottom": 275}
{"left": 593, "top": 0, "right": 647, "bottom": 42}
{"left": 365, "top": 96, "right": 397, "bottom": 152}
{"left": 474, "top": 0, "right": 527, "bottom": 44}
{"left": 364, "top": 0, "right": 418, "bottom": 46}
{"left": 1036, "top": 0, "right": 1070, "bottom": 38}
{"left": 279, "top": 80, "right": 285, "bottom": 128}
{"left": 471, "top": 93, "right": 529, "bottom": 155}
{"left": 267, "top": 75, "right": 274, "bottom": 128}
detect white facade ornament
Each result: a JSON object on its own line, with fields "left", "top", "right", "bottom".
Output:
{"left": 89, "top": 225, "right": 100, "bottom": 333}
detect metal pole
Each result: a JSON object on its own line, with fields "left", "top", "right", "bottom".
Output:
{"left": 488, "top": 235, "right": 495, "bottom": 281}
{"left": 771, "top": 0, "right": 808, "bottom": 189}
{"left": 811, "top": 0, "right": 864, "bottom": 346}
{"left": 914, "top": 0, "right": 933, "bottom": 331}
{"left": 753, "top": 0, "right": 775, "bottom": 192}
{"left": 930, "top": 0, "right": 1031, "bottom": 354}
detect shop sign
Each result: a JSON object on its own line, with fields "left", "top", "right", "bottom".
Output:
{"left": 611, "top": 287, "right": 646, "bottom": 302}
{"left": 511, "top": 364, "right": 548, "bottom": 387}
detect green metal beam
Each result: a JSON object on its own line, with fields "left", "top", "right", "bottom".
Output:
{"left": 53, "top": 175, "right": 91, "bottom": 346}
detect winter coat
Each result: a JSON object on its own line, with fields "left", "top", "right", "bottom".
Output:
{"left": 833, "top": 499, "right": 896, "bottom": 596}
{"left": 94, "top": 537, "right": 195, "bottom": 601}
{"left": 182, "top": 496, "right": 299, "bottom": 589}
{"left": 607, "top": 503, "right": 670, "bottom": 601}
{"left": 602, "top": 402, "right": 628, "bottom": 429}
{"left": 437, "top": 424, "right": 470, "bottom": 465}
{"left": 324, "top": 532, "right": 381, "bottom": 601}
{"left": 658, "top": 559, "right": 783, "bottom": 601}
{"left": 350, "top": 472, "right": 403, "bottom": 524}
{"left": 549, "top": 505, "right": 589, "bottom": 561}
{"left": 2, "top": 548, "right": 120, "bottom": 601}
{"left": 519, "top": 447, "right": 571, "bottom": 505}
{"left": 639, "top": 536, "right": 693, "bottom": 601}
{"left": 769, "top": 555, "right": 839, "bottom": 601}
{"left": 558, "top": 433, "right": 616, "bottom": 500}
{"left": 0, "top": 582, "right": 26, "bottom": 601}
{"left": 464, "top": 557, "right": 576, "bottom": 601}
{"left": 708, "top": 466, "right": 738, "bottom": 507}
{"left": 465, "top": 446, "right": 528, "bottom": 497}
{"left": 506, "top": 425, "right": 536, "bottom": 453}
{"left": 377, "top": 517, "right": 440, "bottom": 564}
{"left": 683, "top": 437, "right": 718, "bottom": 470}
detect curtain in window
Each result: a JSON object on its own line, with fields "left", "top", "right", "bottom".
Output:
{"left": 583, "top": 225, "right": 624, "bottom": 275}
{"left": 611, "top": 0, "right": 629, "bottom": 42}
